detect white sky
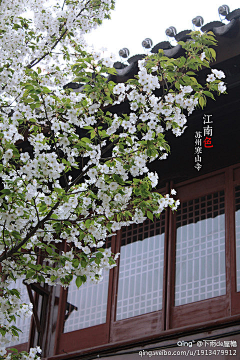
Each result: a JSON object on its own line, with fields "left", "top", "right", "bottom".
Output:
{"left": 85, "top": 0, "right": 240, "bottom": 59}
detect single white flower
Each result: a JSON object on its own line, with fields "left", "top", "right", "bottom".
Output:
{"left": 206, "top": 73, "right": 215, "bottom": 82}
{"left": 130, "top": 102, "right": 138, "bottom": 111}
{"left": 212, "top": 69, "right": 225, "bottom": 79}
{"left": 200, "top": 52, "right": 206, "bottom": 61}
{"left": 109, "top": 182, "right": 119, "bottom": 191}
{"left": 218, "top": 82, "right": 227, "bottom": 93}
{"left": 148, "top": 172, "right": 158, "bottom": 187}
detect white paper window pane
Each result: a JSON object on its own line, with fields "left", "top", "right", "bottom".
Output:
{"left": 116, "top": 215, "right": 165, "bottom": 321}
{"left": 175, "top": 191, "right": 226, "bottom": 306}
{"left": 64, "top": 271, "right": 109, "bottom": 332}
{"left": 235, "top": 186, "right": 240, "bottom": 291}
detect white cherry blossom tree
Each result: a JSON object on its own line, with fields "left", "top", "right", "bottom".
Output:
{"left": 0, "top": 1, "right": 226, "bottom": 358}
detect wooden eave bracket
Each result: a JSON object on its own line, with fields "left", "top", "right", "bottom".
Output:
{"left": 23, "top": 280, "right": 50, "bottom": 334}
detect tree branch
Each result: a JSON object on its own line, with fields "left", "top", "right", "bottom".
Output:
{"left": 27, "top": 0, "right": 92, "bottom": 69}
{"left": 0, "top": 200, "right": 60, "bottom": 263}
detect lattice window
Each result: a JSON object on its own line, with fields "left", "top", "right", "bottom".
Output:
{"left": 6, "top": 280, "right": 31, "bottom": 347}
{"left": 235, "top": 185, "right": 240, "bottom": 292}
{"left": 175, "top": 191, "right": 226, "bottom": 306}
{"left": 116, "top": 214, "right": 165, "bottom": 321}
{"left": 64, "top": 239, "right": 111, "bottom": 333}
{"left": 63, "top": 272, "right": 109, "bottom": 332}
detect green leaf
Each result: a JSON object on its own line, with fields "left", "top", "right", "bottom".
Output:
{"left": 9, "top": 289, "right": 20, "bottom": 298}
{"left": 42, "top": 87, "right": 52, "bottom": 94}
{"left": 1, "top": 189, "right": 11, "bottom": 195}
{"left": 113, "top": 174, "right": 124, "bottom": 185}
{"left": 26, "top": 270, "right": 35, "bottom": 279}
{"left": 46, "top": 246, "right": 53, "bottom": 255}
{"left": 107, "top": 67, "right": 117, "bottom": 75}
{"left": 186, "top": 71, "right": 196, "bottom": 76}
{"left": 37, "top": 275, "right": 45, "bottom": 283}
{"left": 81, "top": 137, "right": 91, "bottom": 143}
{"left": 209, "top": 48, "right": 216, "bottom": 60}
{"left": 24, "top": 85, "right": 34, "bottom": 90}
{"left": 11, "top": 230, "right": 20, "bottom": 239}
{"left": 11, "top": 328, "right": 20, "bottom": 337}
{"left": 199, "top": 95, "right": 206, "bottom": 109}
{"left": 76, "top": 276, "right": 82, "bottom": 288}
{"left": 85, "top": 219, "right": 92, "bottom": 228}
{"left": 90, "top": 130, "right": 96, "bottom": 139}
{"left": 79, "top": 231, "right": 85, "bottom": 241}
{"left": 72, "top": 259, "right": 79, "bottom": 268}
{"left": 203, "top": 91, "right": 215, "bottom": 100}
{"left": 147, "top": 211, "right": 153, "bottom": 221}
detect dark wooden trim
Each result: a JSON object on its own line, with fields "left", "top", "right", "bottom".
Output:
{"left": 174, "top": 164, "right": 240, "bottom": 190}
{"left": 162, "top": 181, "right": 170, "bottom": 331}
{"left": 106, "top": 234, "right": 117, "bottom": 343}
{"left": 225, "top": 167, "right": 234, "bottom": 317}
{"left": 109, "top": 230, "right": 121, "bottom": 340}
{"left": 44, "top": 285, "right": 61, "bottom": 358}
{"left": 40, "top": 284, "right": 53, "bottom": 357}
{"left": 28, "top": 311, "right": 35, "bottom": 351}
{"left": 233, "top": 166, "right": 240, "bottom": 185}
{"left": 176, "top": 172, "right": 225, "bottom": 202}
{"left": 30, "top": 283, "right": 50, "bottom": 296}
{"left": 165, "top": 181, "right": 175, "bottom": 331}
{"left": 44, "top": 314, "right": 240, "bottom": 360}
{"left": 168, "top": 205, "right": 177, "bottom": 330}
{"left": 10, "top": 343, "right": 28, "bottom": 353}
{"left": 231, "top": 165, "right": 240, "bottom": 314}
{"left": 54, "top": 241, "right": 69, "bottom": 355}
{"left": 26, "top": 285, "right": 42, "bottom": 334}
{"left": 171, "top": 295, "right": 228, "bottom": 328}
{"left": 175, "top": 167, "right": 225, "bottom": 188}
{"left": 225, "top": 168, "right": 234, "bottom": 316}
{"left": 110, "top": 311, "right": 163, "bottom": 343}
{"left": 57, "top": 323, "right": 109, "bottom": 354}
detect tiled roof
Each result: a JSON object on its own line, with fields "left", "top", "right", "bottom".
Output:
{"left": 64, "top": 7, "right": 240, "bottom": 89}
{"left": 108, "top": 7, "right": 240, "bottom": 84}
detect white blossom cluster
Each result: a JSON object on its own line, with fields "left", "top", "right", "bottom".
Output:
{"left": 0, "top": 347, "right": 41, "bottom": 360}
{"left": 0, "top": 0, "right": 114, "bottom": 101}
{"left": 111, "top": 60, "right": 203, "bottom": 140}
{"left": 0, "top": 281, "right": 33, "bottom": 349}
{"left": 206, "top": 69, "right": 226, "bottom": 93}
{"left": 0, "top": 0, "right": 117, "bottom": 357}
